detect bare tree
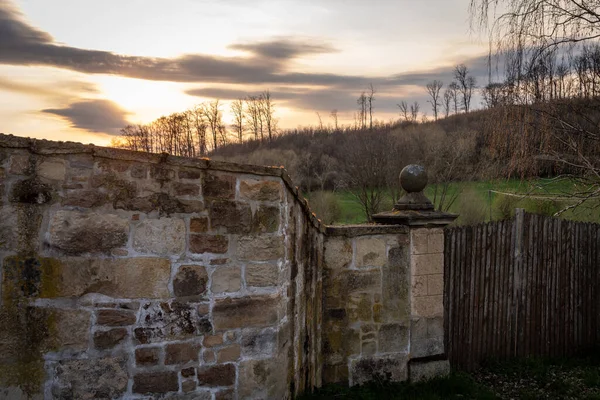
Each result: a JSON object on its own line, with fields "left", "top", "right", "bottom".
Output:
{"left": 426, "top": 80, "right": 444, "bottom": 120}
{"left": 316, "top": 112, "right": 324, "bottom": 130}
{"left": 357, "top": 92, "right": 367, "bottom": 129}
{"left": 448, "top": 81, "right": 460, "bottom": 115}
{"left": 443, "top": 88, "right": 452, "bottom": 117}
{"left": 454, "top": 64, "right": 477, "bottom": 112}
{"left": 330, "top": 109, "right": 339, "bottom": 130}
{"left": 470, "top": 0, "right": 600, "bottom": 55}
{"left": 231, "top": 99, "right": 244, "bottom": 143}
{"left": 397, "top": 101, "right": 410, "bottom": 121}
{"left": 259, "top": 90, "right": 276, "bottom": 141}
{"left": 245, "top": 95, "right": 261, "bottom": 141}
{"left": 367, "top": 84, "right": 376, "bottom": 130}
{"left": 203, "top": 100, "right": 225, "bottom": 151}
{"left": 410, "top": 101, "right": 420, "bottom": 122}
{"left": 471, "top": 0, "right": 600, "bottom": 210}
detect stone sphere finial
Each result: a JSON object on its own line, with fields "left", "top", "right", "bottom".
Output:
{"left": 400, "top": 164, "right": 427, "bottom": 193}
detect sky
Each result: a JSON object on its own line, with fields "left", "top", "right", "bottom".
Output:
{"left": 0, "top": 0, "right": 492, "bottom": 146}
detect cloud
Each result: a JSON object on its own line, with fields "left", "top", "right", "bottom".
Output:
{"left": 0, "top": 76, "right": 97, "bottom": 99}
{"left": 229, "top": 38, "right": 337, "bottom": 60}
{"left": 42, "top": 99, "right": 131, "bottom": 135}
{"left": 0, "top": 0, "right": 494, "bottom": 121}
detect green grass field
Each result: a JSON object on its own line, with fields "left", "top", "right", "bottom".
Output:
{"left": 306, "top": 178, "right": 600, "bottom": 225}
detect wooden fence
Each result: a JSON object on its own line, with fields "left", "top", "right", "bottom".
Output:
{"left": 444, "top": 210, "right": 600, "bottom": 370}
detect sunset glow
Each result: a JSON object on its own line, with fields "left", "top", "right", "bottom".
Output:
{"left": 0, "top": 0, "right": 488, "bottom": 144}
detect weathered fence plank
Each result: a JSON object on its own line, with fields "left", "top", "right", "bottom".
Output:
{"left": 444, "top": 211, "right": 600, "bottom": 369}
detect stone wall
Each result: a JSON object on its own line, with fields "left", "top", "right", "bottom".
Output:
{"left": 322, "top": 226, "right": 411, "bottom": 386}
{"left": 321, "top": 225, "right": 449, "bottom": 386}
{"left": 0, "top": 134, "right": 324, "bottom": 400}
{"left": 0, "top": 134, "right": 450, "bottom": 399}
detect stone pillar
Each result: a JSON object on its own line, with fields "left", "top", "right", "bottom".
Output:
{"left": 373, "top": 165, "right": 457, "bottom": 382}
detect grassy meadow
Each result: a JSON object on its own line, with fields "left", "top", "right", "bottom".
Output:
{"left": 305, "top": 178, "right": 600, "bottom": 226}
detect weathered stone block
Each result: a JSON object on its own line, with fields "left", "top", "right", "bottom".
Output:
{"left": 203, "top": 173, "right": 235, "bottom": 199}
{"left": 350, "top": 355, "right": 408, "bottom": 386}
{"left": 38, "top": 159, "right": 66, "bottom": 181}
{"left": 241, "top": 329, "right": 276, "bottom": 358}
{"left": 135, "top": 347, "right": 160, "bottom": 366}
{"left": 133, "top": 218, "right": 186, "bottom": 256}
{"left": 133, "top": 371, "right": 179, "bottom": 394}
{"left": 382, "top": 246, "right": 410, "bottom": 322}
{"left": 96, "top": 310, "right": 136, "bottom": 326}
{"left": 324, "top": 237, "right": 352, "bottom": 270}
{"left": 245, "top": 263, "right": 278, "bottom": 287}
{"left": 93, "top": 328, "right": 128, "bottom": 350}
{"left": 428, "top": 316, "right": 444, "bottom": 337}
{"left": 203, "top": 334, "right": 223, "bottom": 347}
{"left": 202, "top": 349, "right": 216, "bottom": 364}
{"left": 252, "top": 206, "right": 280, "bottom": 233}
{"left": 23, "top": 257, "right": 171, "bottom": 299}
{"left": 51, "top": 357, "right": 128, "bottom": 399}
{"left": 9, "top": 154, "right": 29, "bottom": 175}
{"left": 362, "top": 340, "right": 377, "bottom": 355}
{"left": 197, "top": 364, "right": 236, "bottom": 387}
{"left": 410, "top": 229, "right": 429, "bottom": 255}
{"left": 150, "top": 165, "right": 175, "bottom": 182}
{"left": 190, "top": 217, "right": 209, "bottom": 233}
{"left": 347, "top": 293, "right": 372, "bottom": 322}
{"left": 0, "top": 206, "right": 17, "bottom": 250}
{"left": 215, "top": 388, "right": 236, "bottom": 400}
{"left": 411, "top": 337, "right": 444, "bottom": 358}
{"left": 181, "top": 380, "right": 197, "bottom": 393}
{"left": 217, "top": 344, "right": 241, "bottom": 362}
{"left": 48, "top": 211, "right": 128, "bottom": 255}
{"left": 428, "top": 229, "right": 445, "bottom": 253}
{"left": 10, "top": 178, "right": 52, "bottom": 204}
{"left": 412, "top": 275, "right": 428, "bottom": 297}
{"left": 53, "top": 308, "right": 91, "bottom": 351}
{"left": 130, "top": 164, "right": 147, "bottom": 179}
{"left": 165, "top": 342, "right": 200, "bottom": 365}
{"left": 181, "top": 367, "right": 196, "bottom": 378}
{"left": 343, "top": 269, "right": 381, "bottom": 294}
{"left": 173, "top": 265, "right": 208, "bottom": 298}
{"left": 238, "top": 359, "right": 286, "bottom": 399}
{"left": 412, "top": 253, "right": 444, "bottom": 276}
{"left": 213, "top": 295, "right": 279, "bottom": 330}
{"left": 211, "top": 265, "right": 241, "bottom": 294}
{"left": 178, "top": 168, "right": 201, "bottom": 180}
{"left": 62, "top": 189, "right": 108, "bottom": 208}
{"left": 355, "top": 237, "right": 387, "bottom": 267}
{"left": 409, "top": 359, "right": 450, "bottom": 382}
{"left": 427, "top": 274, "right": 443, "bottom": 295}
{"left": 239, "top": 179, "right": 282, "bottom": 202}
{"left": 209, "top": 200, "right": 252, "bottom": 233}
{"left": 189, "top": 234, "right": 228, "bottom": 254}
{"left": 135, "top": 301, "right": 211, "bottom": 344}
{"left": 173, "top": 182, "right": 200, "bottom": 197}
{"left": 379, "top": 324, "right": 409, "bottom": 353}
{"left": 237, "top": 235, "right": 284, "bottom": 261}
{"left": 412, "top": 295, "right": 443, "bottom": 318}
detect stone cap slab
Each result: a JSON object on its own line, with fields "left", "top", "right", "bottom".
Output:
{"left": 372, "top": 209, "right": 457, "bottom": 227}
{"left": 326, "top": 224, "right": 409, "bottom": 237}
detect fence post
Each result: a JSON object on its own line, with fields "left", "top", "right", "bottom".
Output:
{"left": 513, "top": 208, "right": 525, "bottom": 357}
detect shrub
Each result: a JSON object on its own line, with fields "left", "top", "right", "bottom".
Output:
{"left": 309, "top": 191, "right": 341, "bottom": 225}
{"left": 455, "top": 189, "right": 488, "bottom": 226}
{"left": 521, "top": 198, "right": 563, "bottom": 217}
{"left": 493, "top": 193, "right": 521, "bottom": 220}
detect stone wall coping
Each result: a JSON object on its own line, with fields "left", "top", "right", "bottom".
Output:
{"left": 325, "top": 224, "right": 409, "bottom": 237}
{"left": 0, "top": 133, "right": 326, "bottom": 233}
